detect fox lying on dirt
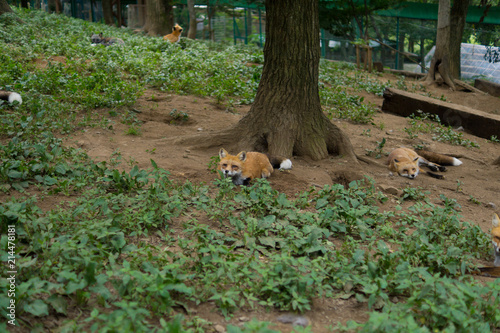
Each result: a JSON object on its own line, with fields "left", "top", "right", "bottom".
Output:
{"left": 387, "top": 147, "right": 462, "bottom": 179}
{"left": 0, "top": 90, "right": 22, "bottom": 104}
{"left": 91, "top": 33, "right": 125, "bottom": 46}
{"left": 218, "top": 148, "right": 292, "bottom": 186}
{"left": 492, "top": 213, "right": 500, "bottom": 267}
{"left": 163, "top": 24, "right": 183, "bottom": 43}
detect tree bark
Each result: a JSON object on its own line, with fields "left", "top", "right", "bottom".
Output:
{"left": 143, "top": 0, "right": 173, "bottom": 36}
{"left": 206, "top": 3, "right": 214, "bottom": 41}
{"left": 246, "top": 8, "right": 252, "bottom": 36}
{"left": 102, "top": 0, "right": 114, "bottom": 25}
{"left": 423, "top": 0, "right": 456, "bottom": 90}
{"left": 449, "top": 0, "right": 469, "bottom": 79}
{"left": 187, "top": 0, "right": 197, "bottom": 39}
{"left": 177, "top": 0, "right": 357, "bottom": 162}
{"left": 0, "top": 0, "right": 14, "bottom": 15}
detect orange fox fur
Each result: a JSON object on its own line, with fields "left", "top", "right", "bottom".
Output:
{"left": 387, "top": 147, "right": 462, "bottom": 179}
{"left": 218, "top": 148, "right": 292, "bottom": 186}
{"left": 492, "top": 213, "right": 500, "bottom": 267}
{"left": 163, "top": 24, "right": 183, "bottom": 43}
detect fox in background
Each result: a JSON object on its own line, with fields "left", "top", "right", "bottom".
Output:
{"left": 91, "top": 33, "right": 125, "bottom": 47}
{"left": 163, "top": 24, "right": 183, "bottom": 43}
{"left": 0, "top": 91, "right": 22, "bottom": 105}
{"left": 491, "top": 213, "right": 500, "bottom": 267}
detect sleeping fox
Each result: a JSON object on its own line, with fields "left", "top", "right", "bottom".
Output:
{"left": 0, "top": 90, "right": 22, "bottom": 105}
{"left": 492, "top": 213, "right": 500, "bottom": 267}
{"left": 218, "top": 148, "right": 292, "bottom": 186}
{"left": 163, "top": 24, "right": 183, "bottom": 43}
{"left": 387, "top": 147, "right": 462, "bottom": 179}
{"left": 91, "top": 33, "right": 125, "bottom": 46}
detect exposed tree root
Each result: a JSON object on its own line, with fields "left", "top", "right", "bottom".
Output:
{"left": 174, "top": 116, "right": 362, "bottom": 165}
{"left": 453, "top": 79, "right": 487, "bottom": 94}
{"left": 355, "top": 155, "right": 386, "bottom": 168}
{"left": 422, "top": 56, "right": 456, "bottom": 91}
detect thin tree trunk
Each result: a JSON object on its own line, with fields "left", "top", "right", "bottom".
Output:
{"left": 423, "top": 0, "right": 455, "bottom": 90}
{"left": 187, "top": 0, "right": 197, "bottom": 39}
{"left": 102, "top": 0, "right": 114, "bottom": 25}
{"left": 246, "top": 8, "right": 252, "bottom": 36}
{"left": 207, "top": 3, "right": 214, "bottom": 41}
{"left": 450, "top": 0, "right": 469, "bottom": 79}
{"left": 398, "top": 31, "right": 405, "bottom": 70}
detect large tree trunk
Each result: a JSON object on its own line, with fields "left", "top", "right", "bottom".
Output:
{"left": 47, "top": 0, "right": 62, "bottom": 13}
{"left": 187, "top": 0, "right": 197, "bottom": 39}
{"left": 0, "top": 0, "right": 14, "bottom": 15}
{"left": 449, "top": 0, "right": 469, "bottom": 79}
{"left": 423, "top": 0, "right": 456, "bottom": 90}
{"left": 144, "top": 0, "right": 173, "bottom": 36}
{"left": 102, "top": 0, "right": 114, "bottom": 25}
{"left": 0, "top": 0, "right": 24, "bottom": 23}
{"left": 177, "top": 0, "right": 357, "bottom": 162}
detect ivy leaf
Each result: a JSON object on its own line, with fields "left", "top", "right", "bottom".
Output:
{"left": 46, "top": 295, "right": 68, "bottom": 315}
{"left": 259, "top": 236, "right": 276, "bottom": 248}
{"left": 24, "top": 299, "right": 49, "bottom": 317}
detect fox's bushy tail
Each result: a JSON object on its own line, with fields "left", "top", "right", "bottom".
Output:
{"left": 0, "top": 91, "right": 22, "bottom": 105}
{"left": 417, "top": 150, "right": 462, "bottom": 166}
{"left": 267, "top": 155, "right": 292, "bottom": 170}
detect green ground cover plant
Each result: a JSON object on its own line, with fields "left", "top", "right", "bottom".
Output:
{"left": 404, "top": 111, "right": 480, "bottom": 148}
{"left": 1, "top": 8, "right": 499, "bottom": 332}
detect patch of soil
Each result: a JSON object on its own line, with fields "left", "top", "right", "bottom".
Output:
{"left": 57, "top": 73, "right": 500, "bottom": 331}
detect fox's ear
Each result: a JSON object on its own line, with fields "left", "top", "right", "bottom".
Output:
{"left": 237, "top": 151, "right": 247, "bottom": 162}
{"left": 99, "top": 33, "right": 103, "bottom": 37}
{"left": 219, "top": 148, "right": 227, "bottom": 158}
{"left": 493, "top": 214, "right": 500, "bottom": 227}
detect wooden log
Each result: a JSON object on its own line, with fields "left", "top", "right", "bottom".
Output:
{"left": 387, "top": 69, "right": 426, "bottom": 79}
{"left": 382, "top": 87, "right": 500, "bottom": 140}
{"left": 474, "top": 79, "right": 500, "bottom": 97}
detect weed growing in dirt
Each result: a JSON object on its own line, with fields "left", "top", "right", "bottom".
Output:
{"left": 399, "top": 186, "right": 428, "bottom": 203}
{"left": 404, "top": 111, "right": 480, "bottom": 148}
{"left": 125, "top": 125, "right": 141, "bottom": 136}
{"left": 169, "top": 108, "right": 189, "bottom": 124}
{"left": 489, "top": 135, "right": 500, "bottom": 143}
{"left": 365, "top": 138, "right": 387, "bottom": 159}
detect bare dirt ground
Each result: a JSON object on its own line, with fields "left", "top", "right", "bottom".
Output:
{"left": 52, "top": 73, "right": 499, "bottom": 332}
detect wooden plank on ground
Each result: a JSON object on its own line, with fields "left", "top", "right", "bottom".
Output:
{"left": 382, "top": 87, "right": 500, "bottom": 140}
{"left": 387, "top": 69, "right": 426, "bottom": 79}
{"left": 474, "top": 79, "right": 500, "bottom": 97}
